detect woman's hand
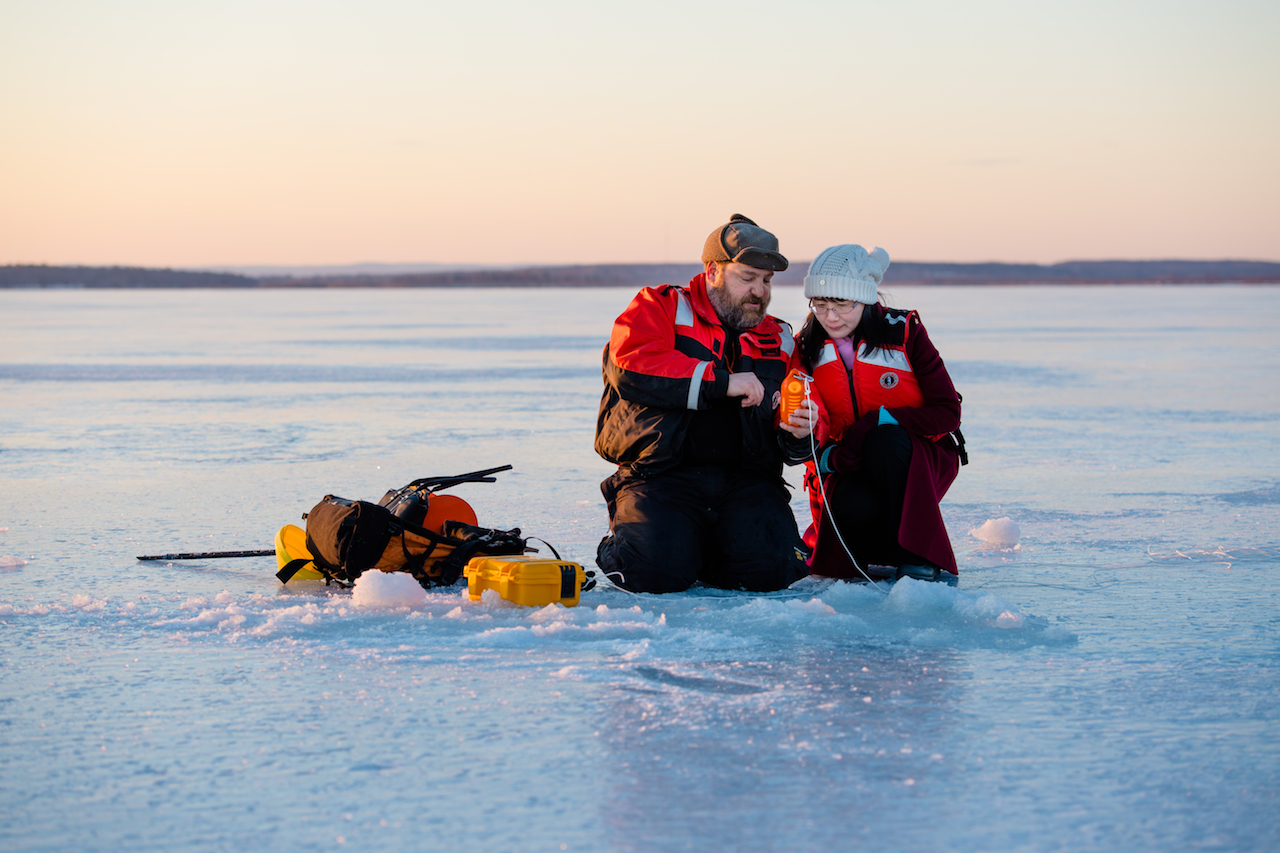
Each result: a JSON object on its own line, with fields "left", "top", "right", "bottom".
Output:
{"left": 778, "top": 399, "right": 819, "bottom": 439}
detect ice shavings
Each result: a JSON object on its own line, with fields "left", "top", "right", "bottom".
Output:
{"left": 351, "top": 571, "right": 428, "bottom": 609}
{"left": 457, "top": 602, "right": 670, "bottom": 653}
{"left": 788, "top": 598, "right": 838, "bottom": 616}
{"left": 1146, "top": 543, "right": 1276, "bottom": 570}
{"left": 472, "top": 588, "right": 522, "bottom": 609}
{"left": 970, "top": 517, "right": 1021, "bottom": 549}
{"left": 1, "top": 576, "right": 1074, "bottom": 652}
{"left": 708, "top": 595, "right": 871, "bottom": 640}
{"left": 0, "top": 602, "right": 51, "bottom": 616}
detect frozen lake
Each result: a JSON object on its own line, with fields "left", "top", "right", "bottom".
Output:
{"left": 2, "top": 284, "right": 1278, "bottom": 851}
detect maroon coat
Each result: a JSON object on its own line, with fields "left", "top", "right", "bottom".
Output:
{"left": 792, "top": 307, "right": 963, "bottom": 576}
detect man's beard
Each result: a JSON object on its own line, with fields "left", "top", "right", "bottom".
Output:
{"left": 707, "top": 285, "right": 770, "bottom": 330}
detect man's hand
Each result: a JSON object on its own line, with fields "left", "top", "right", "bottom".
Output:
{"left": 778, "top": 399, "right": 818, "bottom": 438}
{"left": 726, "top": 372, "right": 765, "bottom": 407}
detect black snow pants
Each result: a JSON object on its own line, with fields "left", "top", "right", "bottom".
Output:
{"left": 596, "top": 464, "right": 810, "bottom": 594}
{"left": 821, "top": 424, "right": 928, "bottom": 571}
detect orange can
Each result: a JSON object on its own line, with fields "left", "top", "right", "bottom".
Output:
{"left": 780, "top": 369, "right": 813, "bottom": 422}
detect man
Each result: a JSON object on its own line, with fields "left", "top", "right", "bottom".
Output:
{"left": 594, "top": 214, "right": 810, "bottom": 593}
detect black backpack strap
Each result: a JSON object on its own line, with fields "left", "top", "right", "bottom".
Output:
{"left": 275, "top": 558, "right": 354, "bottom": 589}
{"left": 388, "top": 516, "right": 453, "bottom": 546}
{"left": 276, "top": 559, "right": 311, "bottom": 584}
{"left": 391, "top": 521, "right": 440, "bottom": 576}
{"left": 952, "top": 427, "right": 969, "bottom": 466}
{"left": 323, "top": 573, "right": 354, "bottom": 589}
{"left": 429, "top": 537, "right": 501, "bottom": 587}
{"left": 524, "top": 537, "right": 562, "bottom": 560}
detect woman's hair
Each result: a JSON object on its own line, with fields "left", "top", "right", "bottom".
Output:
{"left": 796, "top": 301, "right": 899, "bottom": 371}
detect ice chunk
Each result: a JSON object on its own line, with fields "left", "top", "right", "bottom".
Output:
{"left": 969, "top": 517, "right": 1021, "bottom": 548}
{"left": 0, "top": 555, "right": 27, "bottom": 571}
{"left": 351, "top": 571, "right": 427, "bottom": 609}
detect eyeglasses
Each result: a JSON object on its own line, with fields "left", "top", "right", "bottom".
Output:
{"left": 809, "top": 299, "right": 861, "bottom": 316}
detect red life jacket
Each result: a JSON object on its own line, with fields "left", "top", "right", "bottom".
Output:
{"left": 811, "top": 309, "right": 926, "bottom": 439}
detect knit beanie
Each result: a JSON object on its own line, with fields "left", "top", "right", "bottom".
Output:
{"left": 803, "top": 244, "right": 891, "bottom": 303}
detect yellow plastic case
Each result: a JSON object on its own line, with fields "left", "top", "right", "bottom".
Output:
{"left": 463, "top": 555, "right": 585, "bottom": 607}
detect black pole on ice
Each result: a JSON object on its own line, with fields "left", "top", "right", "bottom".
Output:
{"left": 136, "top": 549, "right": 275, "bottom": 561}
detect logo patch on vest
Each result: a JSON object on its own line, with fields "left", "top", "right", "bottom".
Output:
{"left": 879, "top": 372, "right": 899, "bottom": 390}
{"left": 771, "top": 390, "right": 781, "bottom": 410}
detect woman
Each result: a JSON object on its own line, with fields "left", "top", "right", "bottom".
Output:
{"left": 778, "top": 244, "right": 965, "bottom": 583}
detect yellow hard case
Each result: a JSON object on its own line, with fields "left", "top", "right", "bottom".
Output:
{"left": 463, "top": 555, "right": 585, "bottom": 607}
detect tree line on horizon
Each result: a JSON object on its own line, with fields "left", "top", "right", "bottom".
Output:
{"left": 3, "top": 260, "right": 1280, "bottom": 289}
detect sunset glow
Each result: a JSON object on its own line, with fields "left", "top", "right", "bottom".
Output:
{"left": 2, "top": 0, "right": 1276, "bottom": 267}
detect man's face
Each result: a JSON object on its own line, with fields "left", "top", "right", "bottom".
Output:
{"left": 706, "top": 261, "right": 773, "bottom": 329}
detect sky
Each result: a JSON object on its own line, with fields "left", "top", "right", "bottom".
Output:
{"left": 2, "top": 0, "right": 1277, "bottom": 268}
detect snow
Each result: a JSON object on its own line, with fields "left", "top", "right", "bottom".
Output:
{"left": 351, "top": 569, "right": 429, "bottom": 609}
{"left": 1, "top": 285, "right": 1278, "bottom": 852}
{"left": 969, "top": 516, "right": 1021, "bottom": 548}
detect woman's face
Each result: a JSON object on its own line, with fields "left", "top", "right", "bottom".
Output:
{"left": 809, "top": 299, "right": 862, "bottom": 339}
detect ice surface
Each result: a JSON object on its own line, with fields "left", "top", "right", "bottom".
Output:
{"left": 2, "top": 286, "right": 1278, "bottom": 852}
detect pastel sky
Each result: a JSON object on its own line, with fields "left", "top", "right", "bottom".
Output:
{"left": 2, "top": 0, "right": 1276, "bottom": 267}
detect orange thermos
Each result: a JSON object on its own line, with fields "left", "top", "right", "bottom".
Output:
{"left": 780, "top": 369, "right": 813, "bottom": 422}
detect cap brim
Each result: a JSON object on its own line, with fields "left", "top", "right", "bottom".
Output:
{"left": 733, "top": 248, "right": 789, "bottom": 272}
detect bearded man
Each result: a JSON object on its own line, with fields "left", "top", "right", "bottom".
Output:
{"left": 594, "top": 214, "right": 811, "bottom": 593}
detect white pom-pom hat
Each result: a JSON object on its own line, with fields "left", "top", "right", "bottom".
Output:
{"left": 803, "top": 244, "right": 891, "bottom": 303}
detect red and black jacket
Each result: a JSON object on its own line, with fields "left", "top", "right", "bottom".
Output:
{"left": 595, "top": 273, "right": 794, "bottom": 478}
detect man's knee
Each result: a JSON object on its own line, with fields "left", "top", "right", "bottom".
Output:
{"left": 704, "top": 476, "right": 809, "bottom": 591}
{"left": 598, "top": 472, "right": 705, "bottom": 593}
{"left": 597, "top": 468, "right": 807, "bottom": 594}
{"left": 703, "top": 543, "right": 808, "bottom": 592}
{"left": 596, "top": 531, "right": 698, "bottom": 593}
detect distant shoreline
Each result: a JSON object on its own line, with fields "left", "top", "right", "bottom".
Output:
{"left": 3, "top": 260, "right": 1280, "bottom": 289}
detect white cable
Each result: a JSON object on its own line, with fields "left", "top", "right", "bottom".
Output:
{"left": 801, "top": 377, "right": 889, "bottom": 593}
{"left": 584, "top": 566, "right": 633, "bottom": 594}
